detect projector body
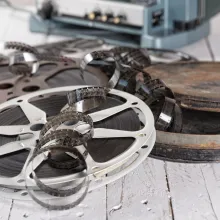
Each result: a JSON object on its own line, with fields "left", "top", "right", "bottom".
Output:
{"left": 30, "top": 0, "right": 220, "bottom": 48}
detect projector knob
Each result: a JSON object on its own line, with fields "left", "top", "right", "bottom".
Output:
{"left": 101, "top": 13, "right": 114, "bottom": 22}
{"left": 113, "top": 14, "right": 126, "bottom": 24}
{"left": 87, "top": 10, "right": 101, "bottom": 20}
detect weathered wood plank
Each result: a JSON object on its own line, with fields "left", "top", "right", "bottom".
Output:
{"left": 196, "top": 28, "right": 220, "bottom": 220}
{"left": 164, "top": 33, "right": 220, "bottom": 220}
{"left": 166, "top": 162, "right": 218, "bottom": 220}
{"left": 9, "top": 188, "right": 106, "bottom": 220}
{"left": 107, "top": 158, "right": 172, "bottom": 220}
{"left": 0, "top": 198, "right": 13, "bottom": 220}
{"left": 201, "top": 164, "right": 220, "bottom": 220}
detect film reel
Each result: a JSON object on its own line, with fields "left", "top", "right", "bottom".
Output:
{"left": 0, "top": 86, "right": 155, "bottom": 206}
{"left": 0, "top": 42, "right": 119, "bottom": 103}
{"left": 34, "top": 39, "right": 196, "bottom": 64}
{"left": 0, "top": 57, "right": 79, "bottom": 103}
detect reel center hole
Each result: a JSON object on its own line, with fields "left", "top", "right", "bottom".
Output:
{"left": 23, "top": 85, "right": 40, "bottom": 92}
{"left": 30, "top": 123, "right": 44, "bottom": 131}
{"left": 0, "top": 83, "right": 13, "bottom": 90}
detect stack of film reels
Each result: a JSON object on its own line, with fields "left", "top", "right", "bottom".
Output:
{"left": 1, "top": 39, "right": 216, "bottom": 210}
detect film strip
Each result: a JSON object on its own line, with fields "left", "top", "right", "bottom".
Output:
{"left": 3, "top": 41, "right": 183, "bottom": 133}
{"left": 111, "top": 47, "right": 151, "bottom": 70}
{"left": 5, "top": 41, "right": 74, "bottom": 76}
{"left": 25, "top": 87, "right": 105, "bottom": 210}
{"left": 136, "top": 80, "right": 182, "bottom": 132}
{"left": 79, "top": 48, "right": 182, "bottom": 134}
{"left": 25, "top": 146, "right": 89, "bottom": 210}
{"left": 10, "top": 48, "right": 118, "bottom": 209}
{"left": 112, "top": 46, "right": 220, "bottom": 163}
{"left": 106, "top": 51, "right": 183, "bottom": 133}
{"left": 77, "top": 47, "right": 184, "bottom": 136}
{"left": 107, "top": 45, "right": 220, "bottom": 162}
{"left": 80, "top": 50, "right": 121, "bottom": 88}
{"left": 5, "top": 42, "right": 39, "bottom": 55}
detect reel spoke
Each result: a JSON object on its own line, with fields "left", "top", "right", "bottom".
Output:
{"left": 31, "top": 79, "right": 50, "bottom": 90}
{"left": 24, "top": 152, "right": 48, "bottom": 177}
{"left": 93, "top": 128, "right": 137, "bottom": 138}
{"left": 0, "top": 75, "right": 21, "bottom": 85}
{"left": 89, "top": 103, "right": 130, "bottom": 122}
{"left": 19, "top": 101, "right": 46, "bottom": 123}
{"left": 0, "top": 137, "right": 35, "bottom": 156}
{"left": 0, "top": 125, "right": 30, "bottom": 135}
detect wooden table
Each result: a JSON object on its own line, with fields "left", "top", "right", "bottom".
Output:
{"left": 0, "top": 5, "right": 220, "bottom": 220}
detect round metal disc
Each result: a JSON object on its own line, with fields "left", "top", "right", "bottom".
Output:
{"left": 145, "top": 62, "right": 220, "bottom": 112}
{"left": 151, "top": 130, "right": 220, "bottom": 163}
{"left": 144, "top": 62, "right": 220, "bottom": 162}
{"left": 0, "top": 86, "right": 155, "bottom": 200}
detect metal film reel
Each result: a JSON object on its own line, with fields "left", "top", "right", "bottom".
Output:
{"left": 0, "top": 86, "right": 155, "bottom": 202}
{"left": 0, "top": 58, "right": 80, "bottom": 103}
{"left": 0, "top": 42, "right": 118, "bottom": 103}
